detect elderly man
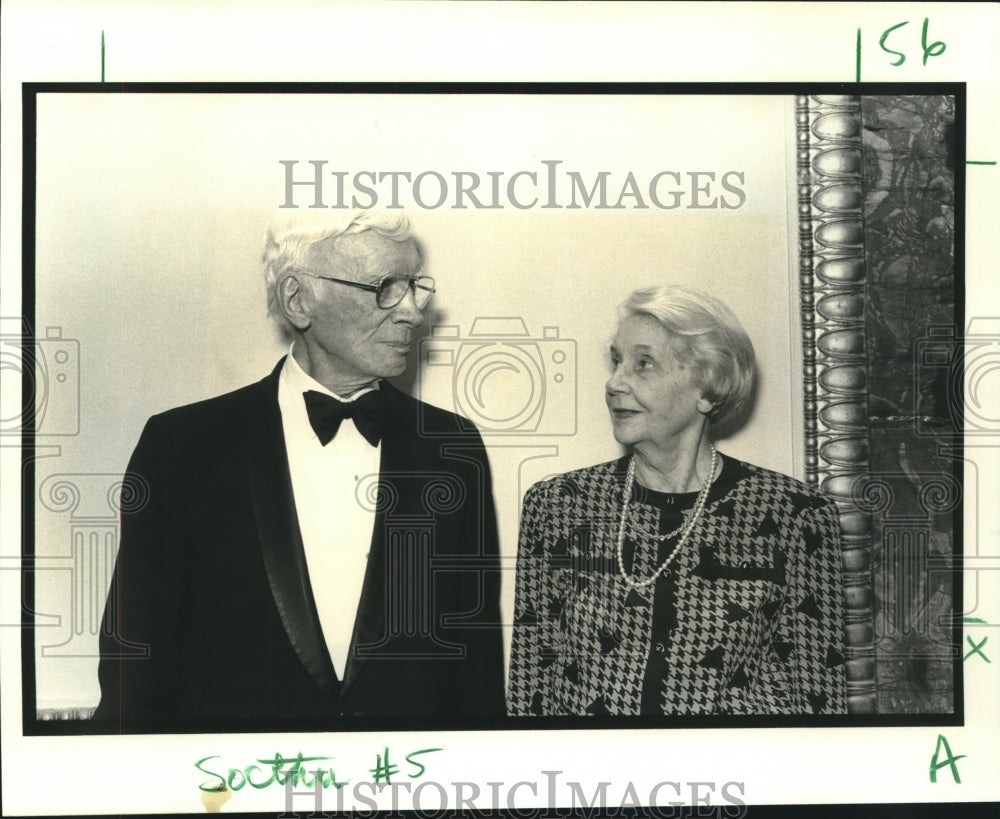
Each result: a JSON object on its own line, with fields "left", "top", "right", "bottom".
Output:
{"left": 93, "top": 210, "right": 504, "bottom": 730}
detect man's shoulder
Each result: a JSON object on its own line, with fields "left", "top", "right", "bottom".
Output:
{"left": 145, "top": 369, "right": 275, "bottom": 433}
{"left": 382, "top": 381, "right": 484, "bottom": 440}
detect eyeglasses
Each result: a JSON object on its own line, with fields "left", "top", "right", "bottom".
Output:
{"left": 299, "top": 272, "right": 436, "bottom": 310}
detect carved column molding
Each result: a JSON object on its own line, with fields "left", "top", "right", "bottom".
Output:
{"left": 795, "top": 95, "right": 876, "bottom": 714}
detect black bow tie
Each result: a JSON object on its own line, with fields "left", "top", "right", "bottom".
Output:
{"left": 303, "top": 389, "right": 384, "bottom": 447}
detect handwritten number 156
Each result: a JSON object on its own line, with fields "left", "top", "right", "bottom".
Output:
{"left": 879, "top": 18, "right": 946, "bottom": 67}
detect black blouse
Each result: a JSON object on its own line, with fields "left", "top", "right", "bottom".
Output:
{"left": 620, "top": 456, "right": 748, "bottom": 714}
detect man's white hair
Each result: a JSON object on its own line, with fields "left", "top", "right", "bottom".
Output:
{"left": 262, "top": 208, "right": 413, "bottom": 333}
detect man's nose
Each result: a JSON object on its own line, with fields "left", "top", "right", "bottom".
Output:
{"left": 392, "top": 286, "right": 425, "bottom": 327}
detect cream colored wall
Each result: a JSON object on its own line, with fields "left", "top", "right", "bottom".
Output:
{"left": 32, "top": 93, "right": 799, "bottom": 708}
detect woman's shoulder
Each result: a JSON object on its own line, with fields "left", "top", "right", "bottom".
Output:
{"left": 725, "top": 457, "right": 835, "bottom": 510}
{"left": 522, "top": 458, "right": 625, "bottom": 507}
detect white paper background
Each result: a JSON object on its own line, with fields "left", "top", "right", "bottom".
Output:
{"left": 2, "top": 1, "right": 999, "bottom": 815}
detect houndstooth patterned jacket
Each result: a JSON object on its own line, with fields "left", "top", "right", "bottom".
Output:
{"left": 507, "top": 455, "right": 848, "bottom": 716}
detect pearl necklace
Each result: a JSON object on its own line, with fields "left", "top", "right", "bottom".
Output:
{"left": 615, "top": 444, "right": 718, "bottom": 589}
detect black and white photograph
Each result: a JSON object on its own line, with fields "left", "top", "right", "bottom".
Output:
{"left": 21, "top": 87, "right": 964, "bottom": 730}
{"left": 2, "top": 3, "right": 998, "bottom": 818}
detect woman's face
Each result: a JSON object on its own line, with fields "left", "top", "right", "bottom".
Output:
{"left": 605, "top": 313, "right": 714, "bottom": 451}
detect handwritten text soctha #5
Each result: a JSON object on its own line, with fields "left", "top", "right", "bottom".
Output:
{"left": 195, "top": 748, "right": 442, "bottom": 793}
{"left": 279, "top": 160, "right": 748, "bottom": 211}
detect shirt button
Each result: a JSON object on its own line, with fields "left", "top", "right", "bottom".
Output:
{"left": 739, "top": 560, "right": 750, "bottom": 570}
{"left": 654, "top": 642, "right": 665, "bottom": 654}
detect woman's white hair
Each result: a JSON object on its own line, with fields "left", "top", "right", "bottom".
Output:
{"left": 262, "top": 208, "right": 413, "bottom": 333}
{"left": 619, "top": 284, "right": 757, "bottom": 426}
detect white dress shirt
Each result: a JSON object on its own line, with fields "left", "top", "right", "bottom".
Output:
{"left": 277, "top": 348, "right": 381, "bottom": 680}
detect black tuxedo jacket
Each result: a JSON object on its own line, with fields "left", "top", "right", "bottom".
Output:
{"left": 93, "top": 360, "right": 504, "bottom": 732}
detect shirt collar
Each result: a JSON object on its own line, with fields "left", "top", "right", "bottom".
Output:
{"left": 283, "top": 343, "right": 379, "bottom": 402}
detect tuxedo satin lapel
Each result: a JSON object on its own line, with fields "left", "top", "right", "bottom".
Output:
{"left": 341, "top": 383, "right": 411, "bottom": 695}
{"left": 248, "top": 360, "right": 339, "bottom": 695}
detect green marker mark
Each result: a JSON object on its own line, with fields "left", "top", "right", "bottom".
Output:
{"left": 100, "top": 31, "right": 105, "bottom": 82}
{"left": 855, "top": 28, "right": 862, "bottom": 83}
{"left": 404, "top": 748, "right": 443, "bottom": 779}
{"left": 929, "top": 734, "right": 965, "bottom": 784}
{"left": 920, "top": 18, "right": 946, "bottom": 66}
{"left": 879, "top": 21, "right": 909, "bottom": 67}
{"left": 966, "top": 161, "right": 997, "bottom": 166}
{"left": 962, "top": 618, "right": 991, "bottom": 662}
{"left": 369, "top": 747, "right": 399, "bottom": 786}
{"left": 964, "top": 636, "right": 990, "bottom": 663}
{"left": 873, "top": 18, "right": 946, "bottom": 70}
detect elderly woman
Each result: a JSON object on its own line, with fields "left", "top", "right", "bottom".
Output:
{"left": 507, "top": 285, "right": 847, "bottom": 716}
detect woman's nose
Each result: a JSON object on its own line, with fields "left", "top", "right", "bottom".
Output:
{"left": 606, "top": 366, "right": 628, "bottom": 394}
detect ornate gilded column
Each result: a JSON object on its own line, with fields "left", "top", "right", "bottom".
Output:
{"left": 796, "top": 95, "right": 876, "bottom": 713}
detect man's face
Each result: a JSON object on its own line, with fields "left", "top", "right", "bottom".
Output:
{"left": 299, "top": 230, "right": 425, "bottom": 391}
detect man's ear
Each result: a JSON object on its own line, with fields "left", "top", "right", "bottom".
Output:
{"left": 276, "top": 273, "right": 312, "bottom": 331}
